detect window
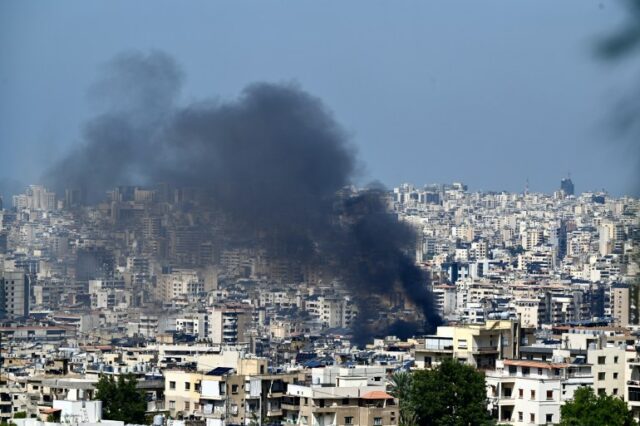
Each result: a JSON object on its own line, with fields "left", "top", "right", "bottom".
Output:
{"left": 614, "top": 388, "right": 619, "bottom": 395}
{"left": 537, "top": 368, "right": 543, "bottom": 375}
{"left": 345, "top": 417, "right": 354, "bottom": 425}
{"left": 598, "top": 372, "right": 606, "bottom": 381}
{"left": 508, "top": 366, "right": 517, "bottom": 375}
{"left": 519, "top": 389, "right": 524, "bottom": 399}
{"left": 553, "top": 368, "right": 560, "bottom": 376}
{"left": 522, "top": 367, "right": 530, "bottom": 376}
{"left": 598, "top": 356, "right": 606, "bottom": 365}
{"left": 169, "top": 381, "right": 176, "bottom": 390}
{"left": 373, "top": 418, "right": 383, "bottom": 426}
{"left": 342, "top": 398, "right": 349, "bottom": 406}
{"left": 184, "top": 401, "right": 190, "bottom": 411}
{"left": 598, "top": 388, "right": 606, "bottom": 396}
{"left": 518, "top": 412, "right": 523, "bottom": 422}
{"left": 546, "top": 414, "right": 553, "bottom": 423}
{"left": 232, "top": 384, "right": 239, "bottom": 394}
{"left": 530, "top": 390, "right": 536, "bottom": 400}
{"left": 614, "top": 356, "right": 619, "bottom": 364}
{"left": 530, "top": 413, "right": 535, "bottom": 423}
{"left": 169, "top": 400, "right": 175, "bottom": 409}
{"left": 614, "top": 373, "right": 619, "bottom": 379}
{"left": 546, "top": 390, "right": 553, "bottom": 400}
{"left": 185, "top": 382, "right": 191, "bottom": 391}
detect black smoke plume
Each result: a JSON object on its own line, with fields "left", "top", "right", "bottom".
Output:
{"left": 45, "top": 50, "right": 441, "bottom": 343}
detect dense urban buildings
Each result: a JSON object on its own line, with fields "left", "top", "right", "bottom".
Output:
{"left": 0, "top": 180, "right": 637, "bottom": 425}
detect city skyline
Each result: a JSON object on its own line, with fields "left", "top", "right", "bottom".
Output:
{"left": 1, "top": 3, "right": 639, "bottom": 425}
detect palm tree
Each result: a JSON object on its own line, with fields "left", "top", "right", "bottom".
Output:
{"left": 388, "top": 371, "right": 416, "bottom": 426}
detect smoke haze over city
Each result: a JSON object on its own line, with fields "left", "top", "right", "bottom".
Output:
{"left": 1, "top": 4, "right": 639, "bottom": 425}
{"left": 43, "top": 50, "right": 440, "bottom": 342}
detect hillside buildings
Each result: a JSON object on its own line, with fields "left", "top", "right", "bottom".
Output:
{"left": 0, "top": 180, "right": 636, "bottom": 425}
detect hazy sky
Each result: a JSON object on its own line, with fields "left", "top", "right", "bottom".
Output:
{"left": 1, "top": 1, "right": 638, "bottom": 197}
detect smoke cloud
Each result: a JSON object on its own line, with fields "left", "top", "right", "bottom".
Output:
{"left": 45, "top": 50, "right": 440, "bottom": 343}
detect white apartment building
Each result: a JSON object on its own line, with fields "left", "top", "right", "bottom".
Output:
{"left": 12, "top": 185, "right": 56, "bottom": 211}
{"left": 175, "top": 313, "right": 208, "bottom": 340}
{"left": 304, "top": 296, "right": 355, "bottom": 329}
{"left": 432, "top": 284, "right": 456, "bottom": 318}
{"left": 486, "top": 359, "right": 593, "bottom": 425}
{"left": 160, "top": 269, "right": 204, "bottom": 301}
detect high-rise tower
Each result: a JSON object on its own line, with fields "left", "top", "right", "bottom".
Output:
{"left": 560, "top": 176, "right": 574, "bottom": 196}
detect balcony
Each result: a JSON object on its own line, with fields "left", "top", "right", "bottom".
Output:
{"left": 311, "top": 406, "right": 339, "bottom": 414}
{"left": 472, "top": 346, "right": 500, "bottom": 354}
{"left": 201, "top": 404, "right": 226, "bottom": 419}
{"left": 421, "top": 337, "right": 454, "bottom": 353}
{"left": 281, "top": 402, "right": 298, "bottom": 411}
{"left": 202, "top": 411, "right": 226, "bottom": 420}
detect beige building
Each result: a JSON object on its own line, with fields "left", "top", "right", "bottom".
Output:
{"left": 164, "top": 362, "right": 302, "bottom": 425}
{"left": 512, "top": 299, "right": 540, "bottom": 329}
{"left": 208, "top": 304, "right": 252, "bottom": 346}
{"left": 587, "top": 345, "right": 626, "bottom": 398}
{"left": 415, "top": 319, "right": 534, "bottom": 370}
{"left": 283, "top": 383, "right": 398, "bottom": 426}
{"left": 610, "top": 284, "right": 630, "bottom": 327}
{"left": 164, "top": 370, "right": 203, "bottom": 417}
{"left": 159, "top": 269, "right": 204, "bottom": 301}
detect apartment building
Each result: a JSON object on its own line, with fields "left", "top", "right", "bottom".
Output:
{"left": 283, "top": 383, "right": 398, "bottom": 426}
{"left": 164, "top": 363, "right": 301, "bottom": 425}
{"left": 414, "top": 319, "right": 533, "bottom": 370}
{"left": 610, "top": 284, "right": 630, "bottom": 327}
{"left": 0, "top": 270, "right": 29, "bottom": 320}
{"left": 208, "top": 304, "right": 252, "bottom": 346}
{"left": 486, "top": 359, "right": 593, "bottom": 425}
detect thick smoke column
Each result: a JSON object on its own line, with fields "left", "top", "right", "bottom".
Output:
{"left": 46, "top": 50, "right": 440, "bottom": 342}
{"left": 335, "top": 190, "right": 442, "bottom": 342}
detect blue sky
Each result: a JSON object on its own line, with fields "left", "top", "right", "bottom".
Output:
{"left": 1, "top": 1, "right": 637, "bottom": 196}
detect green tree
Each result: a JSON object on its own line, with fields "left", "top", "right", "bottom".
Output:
{"left": 409, "top": 359, "right": 492, "bottom": 426}
{"left": 11, "top": 412, "right": 26, "bottom": 419}
{"left": 560, "top": 386, "right": 637, "bottom": 426}
{"left": 94, "top": 374, "right": 147, "bottom": 424}
{"left": 388, "top": 371, "right": 417, "bottom": 426}
{"left": 46, "top": 413, "right": 60, "bottom": 423}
